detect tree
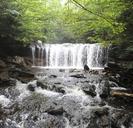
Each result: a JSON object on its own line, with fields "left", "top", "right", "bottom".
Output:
{"left": 0, "top": 0, "right": 20, "bottom": 39}
{"left": 62, "top": 0, "right": 125, "bottom": 45}
{"left": 0, "top": 0, "right": 128, "bottom": 45}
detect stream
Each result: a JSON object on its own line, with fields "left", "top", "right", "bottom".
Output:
{"left": 0, "top": 43, "right": 132, "bottom": 128}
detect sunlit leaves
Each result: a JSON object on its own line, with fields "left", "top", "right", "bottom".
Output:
{"left": 63, "top": 0, "right": 125, "bottom": 44}
{"left": 0, "top": 0, "right": 127, "bottom": 45}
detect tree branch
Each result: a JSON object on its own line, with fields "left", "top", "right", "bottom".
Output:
{"left": 71, "top": 0, "right": 114, "bottom": 25}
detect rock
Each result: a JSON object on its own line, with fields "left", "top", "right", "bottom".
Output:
{"left": 53, "top": 85, "right": 66, "bottom": 94}
{"left": 54, "top": 82, "right": 61, "bottom": 85}
{"left": 37, "top": 81, "right": 47, "bottom": 89}
{"left": 0, "top": 78, "right": 16, "bottom": 87}
{"left": 37, "top": 80, "right": 65, "bottom": 94}
{"left": 84, "top": 64, "right": 89, "bottom": 71}
{"left": 0, "top": 105, "right": 7, "bottom": 120}
{"left": 36, "top": 116, "right": 66, "bottom": 128}
{"left": 110, "top": 109, "right": 133, "bottom": 128}
{"left": 70, "top": 74, "right": 86, "bottom": 78}
{"left": 127, "top": 68, "right": 133, "bottom": 75}
{"left": 45, "top": 107, "right": 64, "bottom": 116}
{"left": 93, "top": 107, "right": 109, "bottom": 117}
{"left": 108, "top": 88, "right": 133, "bottom": 110}
{"left": 49, "top": 75, "right": 57, "bottom": 78}
{"left": 0, "top": 71, "right": 9, "bottom": 80}
{"left": 99, "top": 81, "right": 110, "bottom": 99}
{"left": 59, "top": 69, "right": 65, "bottom": 72}
{"left": 103, "top": 67, "right": 111, "bottom": 74}
{"left": 0, "top": 59, "right": 6, "bottom": 68}
{"left": 89, "top": 70, "right": 99, "bottom": 75}
{"left": 82, "top": 84, "right": 96, "bottom": 97}
{"left": 108, "top": 62, "right": 121, "bottom": 70}
{"left": 87, "top": 107, "right": 109, "bottom": 128}
{"left": 27, "top": 84, "right": 35, "bottom": 92}
{"left": 9, "top": 68, "right": 34, "bottom": 83}
{"left": 0, "top": 38, "right": 31, "bottom": 57}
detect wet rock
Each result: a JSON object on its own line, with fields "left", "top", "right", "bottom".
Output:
{"left": 59, "top": 69, "right": 65, "bottom": 72}
{"left": 70, "top": 73, "right": 86, "bottom": 78}
{"left": 37, "top": 80, "right": 65, "bottom": 94}
{"left": 27, "top": 84, "right": 35, "bottom": 91}
{"left": 45, "top": 107, "right": 64, "bottom": 116}
{"left": 89, "top": 70, "right": 99, "bottom": 74}
{"left": 54, "top": 82, "right": 61, "bottom": 84}
{"left": 9, "top": 68, "right": 34, "bottom": 83}
{"left": 49, "top": 75, "right": 57, "bottom": 78}
{"left": 82, "top": 84, "right": 96, "bottom": 97}
{"left": 0, "top": 71, "right": 9, "bottom": 80}
{"left": 21, "top": 93, "right": 48, "bottom": 112}
{"left": 52, "top": 84, "right": 65, "bottom": 94}
{"left": 37, "top": 81, "right": 47, "bottom": 89}
{"left": 0, "top": 59, "right": 6, "bottom": 68}
{"left": 36, "top": 115, "right": 66, "bottom": 128}
{"left": 84, "top": 64, "right": 89, "bottom": 71}
{"left": 111, "top": 109, "right": 133, "bottom": 128}
{"left": 0, "top": 78, "right": 16, "bottom": 87}
{"left": 94, "top": 107, "right": 109, "bottom": 117}
{"left": 99, "top": 80, "right": 110, "bottom": 99}
{"left": 86, "top": 107, "right": 109, "bottom": 128}
{"left": 0, "top": 105, "right": 7, "bottom": 119}
{"left": 108, "top": 62, "right": 121, "bottom": 70}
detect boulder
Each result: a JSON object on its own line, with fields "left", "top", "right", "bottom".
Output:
{"left": 84, "top": 64, "right": 89, "bottom": 71}
{"left": 87, "top": 107, "right": 109, "bottom": 128}
{"left": 45, "top": 107, "right": 64, "bottom": 116}
{"left": 70, "top": 74, "right": 86, "bottom": 78}
{"left": 53, "top": 84, "right": 66, "bottom": 94}
{"left": 110, "top": 109, "right": 133, "bottom": 128}
{"left": 82, "top": 84, "right": 96, "bottom": 97}
{"left": 37, "top": 80, "right": 65, "bottom": 94}
{"left": 99, "top": 81, "right": 110, "bottom": 99}
{"left": 27, "top": 84, "right": 35, "bottom": 92}
{"left": 9, "top": 68, "right": 34, "bottom": 83}
{"left": 0, "top": 78, "right": 16, "bottom": 87}
{"left": 37, "top": 81, "right": 48, "bottom": 89}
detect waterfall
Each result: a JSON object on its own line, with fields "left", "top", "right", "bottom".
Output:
{"left": 31, "top": 43, "right": 108, "bottom": 69}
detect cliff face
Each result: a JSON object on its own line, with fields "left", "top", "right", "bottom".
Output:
{"left": 0, "top": 38, "right": 31, "bottom": 57}
{"left": 109, "top": 45, "right": 133, "bottom": 69}
{"left": 0, "top": 39, "right": 34, "bottom": 84}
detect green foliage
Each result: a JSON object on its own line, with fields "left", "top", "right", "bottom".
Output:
{"left": 63, "top": 0, "right": 125, "bottom": 45}
{"left": 15, "top": 0, "right": 48, "bottom": 42}
{"left": 115, "top": 0, "right": 133, "bottom": 55}
{"left": 0, "top": 0, "right": 20, "bottom": 39}
{"left": 0, "top": 0, "right": 129, "bottom": 45}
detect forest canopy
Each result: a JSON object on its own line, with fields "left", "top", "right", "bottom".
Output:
{"left": 0, "top": 0, "right": 132, "bottom": 46}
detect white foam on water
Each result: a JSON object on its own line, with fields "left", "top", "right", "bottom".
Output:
{"left": 111, "top": 87, "right": 127, "bottom": 90}
{"left": 16, "top": 80, "right": 36, "bottom": 101}
{"left": 35, "top": 87, "right": 61, "bottom": 97}
{"left": 0, "top": 95, "right": 11, "bottom": 107}
{"left": 32, "top": 66, "right": 104, "bottom": 70}
{"left": 121, "top": 125, "right": 126, "bottom": 128}
{"left": 65, "top": 86, "right": 85, "bottom": 96}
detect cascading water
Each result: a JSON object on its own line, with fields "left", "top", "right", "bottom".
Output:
{"left": 31, "top": 43, "right": 108, "bottom": 69}
{"left": 1, "top": 43, "right": 133, "bottom": 128}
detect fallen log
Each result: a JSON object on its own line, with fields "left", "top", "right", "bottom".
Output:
{"left": 110, "top": 87, "right": 133, "bottom": 97}
{"left": 111, "top": 91, "right": 133, "bottom": 97}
